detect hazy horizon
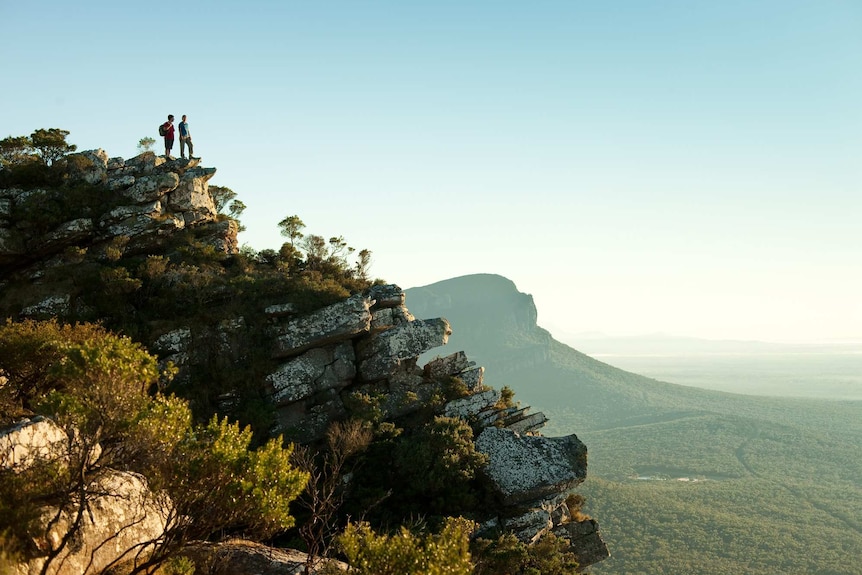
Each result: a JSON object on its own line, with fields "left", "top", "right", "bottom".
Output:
{"left": 3, "top": 1, "right": 860, "bottom": 343}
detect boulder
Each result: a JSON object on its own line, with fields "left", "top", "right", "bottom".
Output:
{"left": 168, "top": 167, "right": 217, "bottom": 225}
{"left": 123, "top": 152, "right": 165, "bottom": 174}
{"left": 475, "top": 427, "right": 587, "bottom": 505}
{"left": 367, "top": 284, "right": 405, "bottom": 309}
{"left": 0, "top": 417, "right": 68, "bottom": 471}
{"left": 64, "top": 149, "right": 108, "bottom": 185}
{"left": 553, "top": 519, "right": 611, "bottom": 568}
{"left": 119, "top": 172, "right": 179, "bottom": 203}
{"left": 442, "top": 388, "right": 500, "bottom": 420}
{"left": 23, "top": 470, "right": 168, "bottom": 575}
{"left": 178, "top": 540, "right": 347, "bottom": 575}
{"left": 357, "top": 318, "right": 451, "bottom": 382}
{"left": 423, "top": 351, "right": 475, "bottom": 380}
{"left": 267, "top": 343, "right": 356, "bottom": 406}
{"left": 271, "top": 294, "right": 373, "bottom": 358}
{"left": 370, "top": 305, "right": 415, "bottom": 329}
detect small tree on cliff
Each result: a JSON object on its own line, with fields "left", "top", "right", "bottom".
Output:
{"left": 279, "top": 214, "right": 306, "bottom": 247}
{"left": 30, "top": 128, "right": 76, "bottom": 165}
{"left": 0, "top": 135, "right": 36, "bottom": 167}
{"left": 137, "top": 137, "right": 156, "bottom": 153}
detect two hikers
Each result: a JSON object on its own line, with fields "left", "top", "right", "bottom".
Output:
{"left": 160, "top": 114, "right": 197, "bottom": 160}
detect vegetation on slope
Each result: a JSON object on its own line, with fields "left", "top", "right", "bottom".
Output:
{"left": 1, "top": 132, "right": 590, "bottom": 574}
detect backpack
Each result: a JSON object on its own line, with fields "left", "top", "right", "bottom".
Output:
{"left": 158, "top": 123, "right": 167, "bottom": 137}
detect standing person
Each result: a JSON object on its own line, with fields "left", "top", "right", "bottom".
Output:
{"left": 179, "top": 114, "right": 196, "bottom": 159}
{"left": 162, "top": 115, "right": 175, "bottom": 159}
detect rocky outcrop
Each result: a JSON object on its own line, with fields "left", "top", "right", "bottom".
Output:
{"left": 0, "top": 154, "right": 608, "bottom": 572}
{"left": 0, "top": 151, "right": 235, "bottom": 273}
{"left": 476, "top": 427, "right": 587, "bottom": 505}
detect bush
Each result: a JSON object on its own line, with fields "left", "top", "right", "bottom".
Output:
{"left": 472, "top": 532, "right": 580, "bottom": 575}
{"left": 338, "top": 517, "right": 476, "bottom": 575}
{"left": 0, "top": 320, "right": 308, "bottom": 573}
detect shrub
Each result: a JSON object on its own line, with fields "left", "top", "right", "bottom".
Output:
{"left": 338, "top": 517, "right": 476, "bottom": 575}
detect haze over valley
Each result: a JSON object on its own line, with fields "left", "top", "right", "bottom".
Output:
{"left": 558, "top": 333, "right": 862, "bottom": 400}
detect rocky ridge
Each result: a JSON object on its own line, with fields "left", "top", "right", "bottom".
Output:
{"left": 0, "top": 151, "right": 608, "bottom": 573}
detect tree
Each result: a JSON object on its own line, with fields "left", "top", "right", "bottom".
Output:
{"left": 278, "top": 214, "right": 305, "bottom": 247}
{"left": 30, "top": 129, "right": 76, "bottom": 165}
{"left": 302, "top": 235, "right": 328, "bottom": 270}
{"left": 356, "top": 249, "right": 372, "bottom": 282}
{"left": 228, "top": 199, "right": 246, "bottom": 220}
{"left": 0, "top": 135, "right": 35, "bottom": 167}
{"left": 209, "top": 185, "right": 238, "bottom": 213}
{"left": 0, "top": 319, "right": 308, "bottom": 574}
{"left": 138, "top": 137, "right": 156, "bottom": 153}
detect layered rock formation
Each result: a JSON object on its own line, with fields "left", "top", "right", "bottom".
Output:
{"left": 0, "top": 149, "right": 235, "bottom": 272}
{"left": 0, "top": 151, "right": 608, "bottom": 572}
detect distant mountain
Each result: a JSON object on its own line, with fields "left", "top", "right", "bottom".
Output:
{"left": 406, "top": 273, "right": 862, "bottom": 575}
{"left": 406, "top": 274, "right": 859, "bottom": 433}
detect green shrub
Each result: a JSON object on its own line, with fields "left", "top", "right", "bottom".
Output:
{"left": 472, "top": 532, "right": 580, "bottom": 575}
{"left": 338, "top": 517, "right": 476, "bottom": 575}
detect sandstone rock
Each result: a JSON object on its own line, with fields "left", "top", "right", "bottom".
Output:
{"left": 197, "top": 218, "right": 239, "bottom": 254}
{"left": 23, "top": 470, "right": 168, "bottom": 575}
{"left": 178, "top": 540, "right": 347, "bottom": 575}
{"left": 503, "top": 507, "right": 553, "bottom": 544}
{"left": 370, "top": 305, "right": 415, "bottom": 329}
{"left": 0, "top": 227, "right": 25, "bottom": 260}
{"left": 443, "top": 388, "right": 500, "bottom": 420}
{"left": 152, "top": 327, "right": 192, "bottom": 355}
{"left": 64, "top": 149, "right": 108, "bottom": 185}
{"left": 99, "top": 201, "right": 162, "bottom": 228}
{"left": 423, "top": 351, "right": 475, "bottom": 380}
{"left": 107, "top": 156, "right": 125, "bottom": 170}
{"left": 357, "top": 318, "right": 451, "bottom": 382}
{"left": 20, "top": 294, "right": 71, "bottom": 318}
{"left": 267, "top": 343, "right": 356, "bottom": 406}
{"left": 475, "top": 427, "right": 587, "bottom": 505}
{"left": 168, "top": 167, "right": 217, "bottom": 225}
{"left": 271, "top": 294, "right": 373, "bottom": 358}
{"left": 123, "top": 152, "right": 165, "bottom": 174}
{"left": 37, "top": 218, "right": 94, "bottom": 251}
{"left": 458, "top": 366, "right": 485, "bottom": 391}
{"left": 265, "top": 303, "right": 297, "bottom": 318}
{"left": 0, "top": 196, "right": 11, "bottom": 220}
{"left": 0, "top": 417, "right": 68, "bottom": 471}
{"left": 107, "top": 174, "right": 136, "bottom": 191}
{"left": 553, "top": 518, "right": 611, "bottom": 568}
{"left": 120, "top": 172, "right": 179, "bottom": 203}
{"left": 503, "top": 410, "right": 549, "bottom": 434}
{"left": 367, "top": 284, "right": 405, "bottom": 309}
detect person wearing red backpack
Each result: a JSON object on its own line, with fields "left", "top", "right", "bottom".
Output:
{"left": 161, "top": 115, "right": 175, "bottom": 159}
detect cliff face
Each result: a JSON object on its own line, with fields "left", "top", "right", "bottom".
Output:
{"left": 0, "top": 152, "right": 608, "bottom": 572}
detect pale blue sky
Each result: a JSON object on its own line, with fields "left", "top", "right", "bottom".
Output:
{"left": 2, "top": 1, "right": 860, "bottom": 342}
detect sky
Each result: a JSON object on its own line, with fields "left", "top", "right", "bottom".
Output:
{"left": 1, "top": 1, "right": 860, "bottom": 343}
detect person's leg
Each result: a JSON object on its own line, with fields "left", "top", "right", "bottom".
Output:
{"left": 187, "top": 137, "right": 194, "bottom": 158}
{"left": 180, "top": 137, "right": 186, "bottom": 158}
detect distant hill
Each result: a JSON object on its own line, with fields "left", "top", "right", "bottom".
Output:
{"left": 406, "top": 273, "right": 862, "bottom": 575}
{"left": 406, "top": 274, "right": 861, "bottom": 434}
